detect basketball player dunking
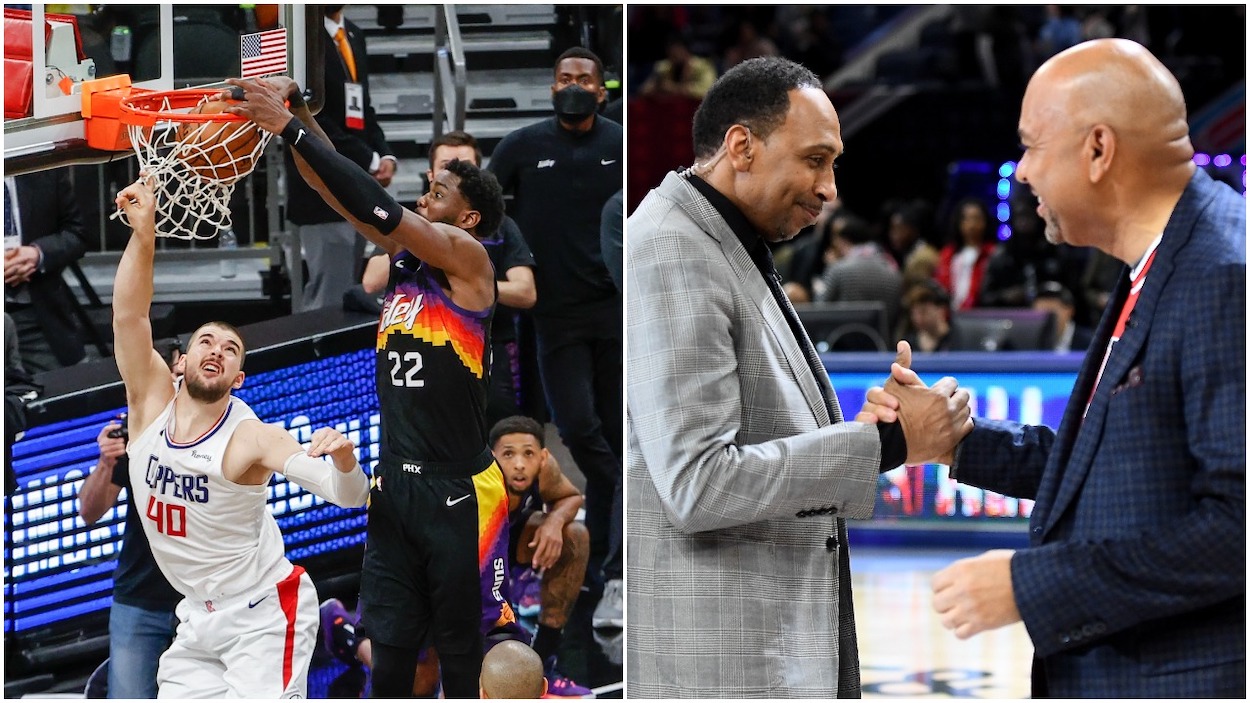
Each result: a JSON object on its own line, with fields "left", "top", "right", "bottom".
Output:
{"left": 112, "top": 180, "right": 370, "bottom": 698}
{"left": 225, "top": 77, "right": 524, "bottom": 698}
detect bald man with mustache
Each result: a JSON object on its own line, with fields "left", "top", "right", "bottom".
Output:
{"left": 862, "top": 39, "right": 1245, "bottom": 697}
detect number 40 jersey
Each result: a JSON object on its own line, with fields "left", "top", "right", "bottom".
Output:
{"left": 126, "top": 395, "right": 292, "bottom": 603}
{"left": 376, "top": 250, "right": 494, "bottom": 463}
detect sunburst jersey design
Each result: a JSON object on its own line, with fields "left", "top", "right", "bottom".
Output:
{"left": 376, "top": 263, "right": 487, "bottom": 379}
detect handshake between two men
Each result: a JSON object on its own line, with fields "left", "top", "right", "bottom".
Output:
{"left": 854, "top": 340, "right": 971, "bottom": 466}
{"left": 855, "top": 342, "right": 1024, "bottom": 642}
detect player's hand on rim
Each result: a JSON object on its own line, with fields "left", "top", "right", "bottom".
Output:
{"left": 222, "top": 78, "right": 295, "bottom": 135}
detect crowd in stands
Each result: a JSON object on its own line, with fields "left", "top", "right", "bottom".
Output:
{"left": 628, "top": 5, "right": 916, "bottom": 93}
{"left": 628, "top": 4, "right": 1243, "bottom": 353}
{"left": 772, "top": 190, "right": 1103, "bottom": 354}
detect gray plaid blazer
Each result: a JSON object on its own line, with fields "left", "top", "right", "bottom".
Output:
{"left": 626, "top": 173, "right": 881, "bottom": 698}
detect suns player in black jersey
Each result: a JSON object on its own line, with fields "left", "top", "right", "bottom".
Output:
{"left": 227, "top": 77, "right": 522, "bottom": 699}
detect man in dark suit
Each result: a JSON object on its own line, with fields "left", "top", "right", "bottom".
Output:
{"left": 284, "top": 4, "right": 394, "bottom": 312}
{"left": 862, "top": 39, "right": 1245, "bottom": 697}
{"left": 3, "top": 167, "right": 89, "bottom": 374}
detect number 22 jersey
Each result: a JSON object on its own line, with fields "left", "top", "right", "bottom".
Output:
{"left": 376, "top": 251, "right": 494, "bottom": 462}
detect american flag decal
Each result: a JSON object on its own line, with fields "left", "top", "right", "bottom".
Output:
{"left": 240, "top": 28, "right": 287, "bottom": 78}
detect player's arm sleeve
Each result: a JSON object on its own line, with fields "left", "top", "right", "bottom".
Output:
{"left": 281, "top": 452, "right": 370, "bottom": 508}
{"left": 280, "top": 116, "right": 402, "bottom": 234}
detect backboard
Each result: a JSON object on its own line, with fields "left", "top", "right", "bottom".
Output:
{"left": 3, "top": 4, "right": 319, "bottom": 175}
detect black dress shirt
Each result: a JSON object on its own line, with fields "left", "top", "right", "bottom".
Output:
{"left": 686, "top": 174, "right": 906, "bottom": 472}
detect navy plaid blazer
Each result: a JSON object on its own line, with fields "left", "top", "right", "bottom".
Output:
{"left": 955, "top": 168, "right": 1245, "bottom": 697}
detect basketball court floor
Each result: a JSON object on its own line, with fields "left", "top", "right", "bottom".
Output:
{"left": 853, "top": 546, "right": 1033, "bottom": 698}
{"left": 302, "top": 546, "right": 1023, "bottom": 699}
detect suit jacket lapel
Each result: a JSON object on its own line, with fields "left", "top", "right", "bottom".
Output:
{"left": 774, "top": 283, "right": 838, "bottom": 424}
{"left": 1040, "top": 172, "right": 1206, "bottom": 536}
{"left": 659, "top": 173, "right": 832, "bottom": 427}
{"left": 1030, "top": 270, "right": 1124, "bottom": 535}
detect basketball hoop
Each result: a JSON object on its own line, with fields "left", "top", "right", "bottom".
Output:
{"left": 109, "top": 87, "right": 273, "bottom": 240}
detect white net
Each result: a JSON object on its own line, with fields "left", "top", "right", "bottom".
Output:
{"left": 120, "top": 94, "right": 274, "bottom": 240}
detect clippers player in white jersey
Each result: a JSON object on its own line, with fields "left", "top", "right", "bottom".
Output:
{"left": 112, "top": 180, "right": 371, "bottom": 698}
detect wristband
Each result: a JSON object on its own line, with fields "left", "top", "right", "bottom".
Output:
{"left": 280, "top": 116, "right": 307, "bottom": 146}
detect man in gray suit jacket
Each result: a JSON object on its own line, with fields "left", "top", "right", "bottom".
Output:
{"left": 626, "top": 57, "right": 974, "bottom": 698}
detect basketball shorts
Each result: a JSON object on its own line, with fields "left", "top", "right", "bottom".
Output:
{"left": 157, "top": 565, "right": 318, "bottom": 698}
{"left": 361, "top": 448, "right": 526, "bottom": 657}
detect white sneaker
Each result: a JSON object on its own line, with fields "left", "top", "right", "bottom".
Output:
{"left": 591, "top": 578, "right": 623, "bottom": 629}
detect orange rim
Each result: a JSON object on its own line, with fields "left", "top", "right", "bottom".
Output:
{"left": 118, "top": 88, "right": 246, "bottom": 128}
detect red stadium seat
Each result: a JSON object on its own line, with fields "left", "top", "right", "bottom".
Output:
{"left": 4, "top": 7, "right": 89, "bottom": 119}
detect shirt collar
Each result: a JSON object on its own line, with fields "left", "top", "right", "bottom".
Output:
{"left": 685, "top": 174, "right": 769, "bottom": 268}
{"left": 324, "top": 15, "right": 345, "bottom": 38}
{"left": 1129, "top": 233, "right": 1163, "bottom": 281}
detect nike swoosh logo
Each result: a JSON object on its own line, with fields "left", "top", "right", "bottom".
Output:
{"left": 446, "top": 495, "right": 471, "bottom": 507}
{"left": 248, "top": 594, "right": 269, "bottom": 608}
{"left": 395, "top": 259, "right": 405, "bottom": 268}
{"left": 294, "top": 129, "right": 305, "bottom": 145}
{"left": 601, "top": 159, "right": 616, "bottom": 165}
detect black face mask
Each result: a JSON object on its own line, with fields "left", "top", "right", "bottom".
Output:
{"left": 552, "top": 85, "right": 599, "bottom": 123}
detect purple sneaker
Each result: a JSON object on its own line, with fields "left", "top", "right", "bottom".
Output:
{"left": 541, "top": 656, "right": 594, "bottom": 699}
{"left": 319, "top": 598, "right": 361, "bottom": 666}
{"left": 513, "top": 567, "right": 542, "bottom": 618}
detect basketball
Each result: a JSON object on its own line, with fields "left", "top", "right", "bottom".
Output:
{"left": 175, "top": 100, "right": 264, "bottom": 181}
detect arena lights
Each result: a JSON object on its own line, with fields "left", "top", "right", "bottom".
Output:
{"left": 1192, "top": 153, "right": 1247, "bottom": 193}
{"left": 997, "top": 161, "right": 1017, "bottom": 241}
{"left": 996, "top": 153, "right": 1245, "bottom": 242}
{"left": 1192, "top": 152, "right": 1245, "bottom": 174}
